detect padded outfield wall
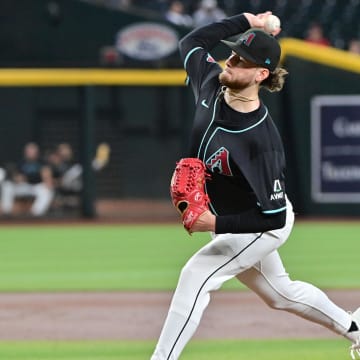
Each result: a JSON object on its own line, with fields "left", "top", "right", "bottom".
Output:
{"left": 278, "top": 40, "right": 360, "bottom": 216}
{"left": 1, "top": 0, "right": 360, "bottom": 216}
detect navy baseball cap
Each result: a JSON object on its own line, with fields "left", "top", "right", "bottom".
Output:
{"left": 221, "top": 29, "right": 281, "bottom": 72}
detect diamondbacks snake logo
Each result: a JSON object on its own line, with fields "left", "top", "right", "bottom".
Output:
{"left": 206, "top": 147, "right": 233, "bottom": 176}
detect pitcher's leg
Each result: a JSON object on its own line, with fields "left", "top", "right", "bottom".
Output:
{"left": 151, "top": 236, "right": 244, "bottom": 360}
{"left": 151, "top": 230, "right": 287, "bottom": 360}
{"left": 237, "top": 250, "right": 352, "bottom": 337}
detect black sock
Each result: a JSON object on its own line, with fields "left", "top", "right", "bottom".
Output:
{"left": 349, "top": 321, "right": 359, "bottom": 332}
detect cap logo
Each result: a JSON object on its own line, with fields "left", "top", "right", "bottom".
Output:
{"left": 240, "top": 31, "right": 256, "bottom": 47}
{"left": 265, "top": 58, "right": 271, "bottom": 65}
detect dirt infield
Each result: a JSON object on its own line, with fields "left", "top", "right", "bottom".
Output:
{"left": 0, "top": 290, "right": 359, "bottom": 340}
{"left": 0, "top": 200, "right": 359, "bottom": 342}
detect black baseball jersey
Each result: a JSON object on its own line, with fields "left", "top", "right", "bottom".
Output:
{"left": 179, "top": 14, "right": 287, "bottom": 234}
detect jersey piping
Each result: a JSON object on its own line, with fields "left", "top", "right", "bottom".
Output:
{"left": 262, "top": 206, "right": 287, "bottom": 214}
{"left": 196, "top": 94, "right": 221, "bottom": 158}
{"left": 166, "top": 232, "right": 264, "bottom": 359}
{"left": 180, "top": 19, "right": 287, "bottom": 220}
{"left": 202, "top": 107, "right": 269, "bottom": 159}
{"left": 183, "top": 47, "right": 203, "bottom": 69}
{"left": 199, "top": 107, "right": 284, "bottom": 216}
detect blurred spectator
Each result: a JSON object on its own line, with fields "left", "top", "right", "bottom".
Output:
{"left": 44, "top": 147, "right": 64, "bottom": 188}
{"left": 165, "top": 1, "right": 193, "bottom": 28}
{"left": 304, "top": 22, "right": 330, "bottom": 47}
{"left": 100, "top": 46, "right": 121, "bottom": 66}
{"left": 1, "top": 142, "right": 55, "bottom": 217}
{"left": 55, "top": 142, "right": 111, "bottom": 195}
{"left": 192, "top": 0, "right": 226, "bottom": 28}
{"left": 56, "top": 143, "right": 83, "bottom": 194}
{"left": 348, "top": 39, "right": 360, "bottom": 54}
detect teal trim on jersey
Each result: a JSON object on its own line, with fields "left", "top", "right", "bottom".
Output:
{"left": 202, "top": 107, "right": 271, "bottom": 216}
{"left": 262, "top": 206, "right": 287, "bottom": 214}
{"left": 198, "top": 95, "right": 221, "bottom": 213}
{"left": 202, "top": 107, "right": 268, "bottom": 161}
{"left": 183, "top": 47, "right": 203, "bottom": 69}
{"left": 197, "top": 95, "right": 220, "bottom": 159}
{"left": 217, "top": 107, "right": 268, "bottom": 134}
{"left": 209, "top": 202, "right": 218, "bottom": 216}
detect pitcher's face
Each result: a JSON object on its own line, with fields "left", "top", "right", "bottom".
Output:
{"left": 219, "top": 52, "right": 269, "bottom": 89}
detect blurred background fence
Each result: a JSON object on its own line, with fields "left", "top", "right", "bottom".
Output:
{"left": 1, "top": 0, "right": 360, "bottom": 219}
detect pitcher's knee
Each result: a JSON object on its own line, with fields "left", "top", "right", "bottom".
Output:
{"left": 175, "top": 259, "right": 218, "bottom": 302}
{"left": 179, "top": 263, "right": 196, "bottom": 283}
{"left": 265, "top": 280, "right": 321, "bottom": 311}
{"left": 266, "top": 296, "right": 291, "bottom": 310}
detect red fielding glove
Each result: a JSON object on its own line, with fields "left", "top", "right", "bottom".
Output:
{"left": 170, "top": 158, "right": 210, "bottom": 234}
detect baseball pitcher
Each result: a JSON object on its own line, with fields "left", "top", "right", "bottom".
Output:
{"left": 150, "top": 11, "right": 360, "bottom": 360}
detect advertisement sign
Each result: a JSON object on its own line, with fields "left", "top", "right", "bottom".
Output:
{"left": 116, "top": 22, "right": 178, "bottom": 61}
{"left": 311, "top": 95, "right": 360, "bottom": 202}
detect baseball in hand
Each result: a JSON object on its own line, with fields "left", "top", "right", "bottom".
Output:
{"left": 264, "top": 15, "right": 281, "bottom": 34}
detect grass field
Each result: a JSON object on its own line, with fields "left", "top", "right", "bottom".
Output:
{"left": 0, "top": 221, "right": 358, "bottom": 359}
{"left": 0, "top": 221, "right": 358, "bottom": 291}
{"left": 0, "top": 339, "right": 349, "bottom": 360}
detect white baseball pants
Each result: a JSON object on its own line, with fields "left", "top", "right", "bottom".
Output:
{"left": 1, "top": 180, "right": 54, "bottom": 216}
{"left": 151, "top": 198, "right": 353, "bottom": 360}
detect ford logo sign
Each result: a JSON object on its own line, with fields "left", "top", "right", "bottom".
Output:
{"left": 116, "top": 22, "right": 179, "bottom": 61}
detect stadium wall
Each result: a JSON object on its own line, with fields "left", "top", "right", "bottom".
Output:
{"left": 1, "top": 0, "right": 360, "bottom": 215}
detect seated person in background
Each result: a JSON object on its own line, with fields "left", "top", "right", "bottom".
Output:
{"left": 56, "top": 142, "right": 111, "bottom": 194}
{"left": 1, "top": 142, "right": 54, "bottom": 216}
{"left": 192, "top": 0, "right": 226, "bottom": 28}
{"left": 165, "top": 1, "right": 193, "bottom": 28}
{"left": 304, "top": 22, "right": 330, "bottom": 46}
{"left": 348, "top": 39, "right": 360, "bottom": 54}
{"left": 44, "top": 147, "right": 68, "bottom": 190}
{"left": 44, "top": 145, "right": 80, "bottom": 209}
{"left": 56, "top": 143, "right": 82, "bottom": 193}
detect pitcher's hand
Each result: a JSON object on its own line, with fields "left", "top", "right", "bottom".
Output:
{"left": 244, "top": 11, "right": 281, "bottom": 36}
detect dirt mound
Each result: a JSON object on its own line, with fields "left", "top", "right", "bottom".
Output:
{"left": 0, "top": 290, "right": 358, "bottom": 340}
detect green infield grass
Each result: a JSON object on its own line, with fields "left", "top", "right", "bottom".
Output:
{"left": 0, "top": 221, "right": 358, "bottom": 291}
{"left": 0, "top": 222, "right": 357, "bottom": 360}
{"left": 0, "top": 339, "right": 350, "bottom": 359}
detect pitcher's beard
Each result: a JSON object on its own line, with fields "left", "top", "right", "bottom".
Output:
{"left": 218, "top": 71, "right": 248, "bottom": 90}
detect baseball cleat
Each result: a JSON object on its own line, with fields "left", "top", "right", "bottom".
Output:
{"left": 350, "top": 308, "right": 360, "bottom": 359}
